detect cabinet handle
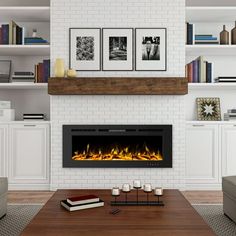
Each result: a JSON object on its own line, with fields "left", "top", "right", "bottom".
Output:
{"left": 192, "top": 124, "right": 205, "bottom": 127}
{"left": 24, "top": 125, "right": 36, "bottom": 127}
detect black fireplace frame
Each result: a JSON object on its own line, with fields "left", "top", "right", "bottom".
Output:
{"left": 63, "top": 125, "right": 172, "bottom": 168}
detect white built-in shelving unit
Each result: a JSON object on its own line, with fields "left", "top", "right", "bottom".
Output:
{"left": 0, "top": 0, "right": 50, "bottom": 121}
{"left": 185, "top": 1, "right": 236, "bottom": 121}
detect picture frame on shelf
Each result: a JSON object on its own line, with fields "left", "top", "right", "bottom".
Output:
{"left": 69, "top": 28, "right": 101, "bottom": 71}
{"left": 135, "top": 28, "right": 167, "bottom": 71}
{"left": 196, "top": 97, "right": 221, "bottom": 121}
{"left": 102, "top": 28, "right": 134, "bottom": 71}
{"left": 0, "top": 60, "right": 11, "bottom": 83}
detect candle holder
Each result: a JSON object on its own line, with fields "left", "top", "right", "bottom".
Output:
{"left": 111, "top": 187, "right": 120, "bottom": 204}
{"left": 154, "top": 187, "right": 165, "bottom": 206}
{"left": 133, "top": 180, "right": 141, "bottom": 204}
{"left": 144, "top": 190, "right": 152, "bottom": 204}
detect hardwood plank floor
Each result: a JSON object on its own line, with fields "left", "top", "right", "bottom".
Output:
{"left": 7, "top": 190, "right": 223, "bottom": 204}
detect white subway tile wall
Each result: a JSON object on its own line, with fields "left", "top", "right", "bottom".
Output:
{"left": 50, "top": 0, "right": 186, "bottom": 190}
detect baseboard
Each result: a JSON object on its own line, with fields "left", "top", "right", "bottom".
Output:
{"left": 185, "top": 183, "right": 222, "bottom": 190}
{"left": 8, "top": 184, "right": 50, "bottom": 191}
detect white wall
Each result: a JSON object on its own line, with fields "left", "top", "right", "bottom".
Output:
{"left": 50, "top": 0, "right": 186, "bottom": 190}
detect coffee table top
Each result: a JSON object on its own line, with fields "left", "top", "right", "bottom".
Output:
{"left": 21, "top": 189, "right": 215, "bottom": 236}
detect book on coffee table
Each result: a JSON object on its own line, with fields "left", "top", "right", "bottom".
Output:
{"left": 67, "top": 195, "right": 99, "bottom": 205}
{"left": 61, "top": 199, "right": 104, "bottom": 212}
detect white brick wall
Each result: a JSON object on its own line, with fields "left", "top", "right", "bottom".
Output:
{"left": 50, "top": 0, "right": 186, "bottom": 190}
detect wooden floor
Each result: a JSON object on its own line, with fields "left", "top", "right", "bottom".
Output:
{"left": 8, "top": 190, "right": 223, "bottom": 204}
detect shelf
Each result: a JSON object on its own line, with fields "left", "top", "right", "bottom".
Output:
{"left": 186, "top": 45, "right": 236, "bottom": 56}
{"left": 0, "top": 45, "right": 50, "bottom": 56}
{"left": 188, "top": 83, "right": 236, "bottom": 90}
{"left": 48, "top": 77, "right": 188, "bottom": 95}
{"left": 186, "top": 6, "right": 236, "bottom": 22}
{"left": 186, "top": 120, "right": 236, "bottom": 125}
{"left": 0, "top": 83, "right": 48, "bottom": 89}
{"left": 0, "top": 6, "right": 50, "bottom": 22}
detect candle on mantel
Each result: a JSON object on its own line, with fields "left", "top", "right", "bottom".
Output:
{"left": 133, "top": 180, "right": 141, "bottom": 188}
{"left": 122, "top": 184, "right": 131, "bottom": 192}
{"left": 143, "top": 184, "right": 152, "bottom": 192}
{"left": 112, "top": 187, "right": 120, "bottom": 196}
{"left": 154, "top": 187, "right": 163, "bottom": 196}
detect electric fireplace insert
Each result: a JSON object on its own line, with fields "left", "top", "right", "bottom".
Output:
{"left": 63, "top": 125, "right": 172, "bottom": 168}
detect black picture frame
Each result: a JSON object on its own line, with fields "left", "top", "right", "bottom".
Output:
{"left": 102, "top": 28, "right": 134, "bottom": 71}
{"left": 69, "top": 28, "right": 101, "bottom": 71}
{"left": 135, "top": 28, "right": 167, "bottom": 71}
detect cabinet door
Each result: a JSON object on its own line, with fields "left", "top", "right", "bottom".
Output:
{"left": 186, "top": 124, "right": 219, "bottom": 184}
{"left": 0, "top": 125, "right": 8, "bottom": 176}
{"left": 221, "top": 124, "right": 236, "bottom": 177}
{"left": 9, "top": 124, "right": 49, "bottom": 184}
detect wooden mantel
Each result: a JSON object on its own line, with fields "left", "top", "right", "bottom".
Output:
{"left": 48, "top": 77, "right": 188, "bottom": 95}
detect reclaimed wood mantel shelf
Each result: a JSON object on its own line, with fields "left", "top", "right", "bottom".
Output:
{"left": 48, "top": 77, "right": 188, "bottom": 95}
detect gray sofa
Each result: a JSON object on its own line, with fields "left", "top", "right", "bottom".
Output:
{"left": 0, "top": 177, "right": 8, "bottom": 219}
{"left": 222, "top": 176, "right": 236, "bottom": 223}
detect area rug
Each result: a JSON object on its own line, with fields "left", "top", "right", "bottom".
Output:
{"left": 193, "top": 204, "right": 236, "bottom": 236}
{"left": 0, "top": 204, "right": 43, "bottom": 236}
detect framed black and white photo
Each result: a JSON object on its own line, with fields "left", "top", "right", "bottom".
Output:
{"left": 135, "top": 28, "right": 167, "bottom": 71}
{"left": 102, "top": 28, "right": 133, "bottom": 71}
{"left": 69, "top": 28, "right": 101, "bottom": 71}
{"left": 0, "top": 60, "right": 11, "bottom": 83}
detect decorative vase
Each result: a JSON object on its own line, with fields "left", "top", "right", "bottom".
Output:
{"left": 67, "top": 69, "right": 77, "bottom": 78}
{"left": 231, "top": 21, "right": 236, "bottom": 44}
{"left": 54, "top": 58, "right": 65, "bottom": 77}
{"left": 220, "top": 25, "right": 229, "bottom": 45}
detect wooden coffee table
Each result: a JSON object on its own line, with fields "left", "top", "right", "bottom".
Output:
{"left": 21, "top": 189, "right": 215, "bottom": 236}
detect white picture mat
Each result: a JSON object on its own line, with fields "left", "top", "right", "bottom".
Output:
{"left": 70, "top": 28, "right": 101, "bottom": 71}
{"left": 136, "top": 28, "right": 166, "bottom": 71}
{"left": 103, "top": 28, "right": 133, "bottom": 71}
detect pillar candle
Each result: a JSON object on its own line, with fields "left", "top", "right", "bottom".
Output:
{"left": 122, "top": 183, "right": 131, "bottom": 192}
{"left": 133, "top": 180, "right": 141, "bottom": 188}
{"left": 154, "top": 187, "right": 163, "bottom": 196}
{"left": 143, "top": 183, "right": 152, "bottom": 192}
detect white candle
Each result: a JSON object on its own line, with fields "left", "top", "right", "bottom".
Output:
{"left": 133, "top": 180, "right": 141, "bottom": 188}
{"left": 154, "top": 187, "right": 163, "bottom": 196}
{"left": 143, "top": 183, "right": 152, "bottom": 192}
{"left": 112, "top": 187, "right": 120, "bottom": 196}
{"left": 122, "top": 183, "right": 131, "bottom": 192}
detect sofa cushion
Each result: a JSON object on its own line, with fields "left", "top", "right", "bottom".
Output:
{"left": 222, "top": 176, "right": 236, "bottom": 199}
{"left": 0, "top": 178, "right": 8, "bottom": 196}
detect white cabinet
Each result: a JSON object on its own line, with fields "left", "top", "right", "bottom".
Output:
{"left": 221, "top": 124, "right": 236, "bottom": 177}
{"left": 186, "top": 124, "right": 220, "bottom": 188}
{"left": 0, "top": 125, "right": 7, "bottom": 177}
{"left": 8, "top": 123, "right": 50, "bottom": 189}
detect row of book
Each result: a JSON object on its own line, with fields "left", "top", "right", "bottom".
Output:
{"left": 0, "top": 20, "right": 49, "bottom": 45}
{"left": 35, "top": 59, "right": 50, "bottom": 83}
{"left": 61, "top": 195, "right": 104, "bottom": 212}
{"left": 186, "top": 23, "right": 219, "bottom": 45}
{"left": 23, "top": 114, "right": 46, "bottom": 121}
{"left": 186, "top": 56, "right": 213, "bottom": 83}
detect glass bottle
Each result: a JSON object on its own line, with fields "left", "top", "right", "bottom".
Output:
{"left": 220, "top": 25, "right": 229, "bottom": 45}
{"left": 231, "top": 21, "right": 236, "bottom": 45}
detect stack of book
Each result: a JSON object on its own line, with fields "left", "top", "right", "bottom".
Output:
{"left": 186, "top": 56, "right": 213, "bottom": 83}
{"left": 12, "top": 72, "right": 35, "bottom": 83}
{"left": 24, "top": 37, "right": 49, "bottom": 45}
{"left": 0, "top": 20, "right": 24, "bottom": 44}
{"left": 35, "top": 60, "right": 50, "bottom": 83}
{"left": 224, "top": 109, "right": 236, "bottom": 121}
{"left": 61, "top": 195, "right": 104, "bottom": 212}
{"left": 186, "top": 22, "right": 195, "bottom": 45}
{"left": 195, "top": 35, "right": 219, "bottom": 45}
{"left": 215, "top": 77, "right": 236, "bottom": 83}
{"left": 23, "top": 114, "right": 46, "bottom": 121}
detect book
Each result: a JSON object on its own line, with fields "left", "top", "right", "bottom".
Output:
{"left": 9, "top": 20, "right": 18, "bottom": 44}
{"left": 206, "top": 62, "right": 212, "bottom": 83}
{"left": 186, "top": 62, "right": 193, "bottom": 83}
{"left": 192, "top": 59, "right": 199, "bottom": 83}
{"left": 2, "top": 24, "right": 9, "bottom": 44}
{"left": 67, "top": 195, "right": 99, "bottom": 206}
{"left": 195, "top": 36, "right": 218, "bottom": 40}
{"left": 0, "top": 27, "right": 2, "bottom": 44}
{"left": 43, "top": 59, "right": 50, "bottom": 83}
{"left": 61, "top": 199, "right": 104, "bottom": 212}
{"left": 16, "top": 25, "right": 22, "bottom": 45}
{"left": 187, "top": 23, "right": 193, "bottom": 45}
{"left": 14, "top": 72, "right": 34, "bottom": 76}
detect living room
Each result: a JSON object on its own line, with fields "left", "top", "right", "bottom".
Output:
{"left": 0, "top": 0, "right": 236, "bottom": 235}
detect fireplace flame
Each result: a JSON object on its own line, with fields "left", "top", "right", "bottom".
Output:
{"left": 72, "top": 144, "right": 163, "bottom": 161}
